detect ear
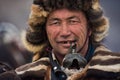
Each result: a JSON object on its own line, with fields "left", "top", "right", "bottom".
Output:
{"left": 88, "top": 28, "right": 92, "bottom": 36}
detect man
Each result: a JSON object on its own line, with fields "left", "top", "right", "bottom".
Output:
{"left": 1, "top": 0, "right": 120, "bottom": 80}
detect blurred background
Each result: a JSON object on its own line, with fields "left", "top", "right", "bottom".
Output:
{"left": 0, "top": 0, "right": 120, "bottom": 68}
{"left": 100, "top": 0, "right": 120, "bottom": 53}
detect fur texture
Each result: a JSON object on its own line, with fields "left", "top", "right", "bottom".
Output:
{"left": 15, "top": 46, "right": 120, "bottom": 80}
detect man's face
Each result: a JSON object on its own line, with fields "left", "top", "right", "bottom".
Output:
{"left": 46, "top": 9, "right": 88, "bottom": 56}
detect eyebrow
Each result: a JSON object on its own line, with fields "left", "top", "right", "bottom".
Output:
{"left": 48, "top": 15, "right": 80, "bottom": 22}
{"left": 67, "top": 16, "right": 80, "bottom": 20}
{"left": 48, "top": 17, "right": 61, "bottom": 21}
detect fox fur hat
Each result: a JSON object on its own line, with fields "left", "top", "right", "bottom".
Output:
{"left": 22, "top": 0, "right": 109, "bottom": 60}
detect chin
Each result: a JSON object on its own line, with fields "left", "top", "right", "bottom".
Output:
{"left": 58, "top": 50, "right": 69, "bottom": 55}
{"left": 62, "top": 52, "right": 69, "bottom": 56}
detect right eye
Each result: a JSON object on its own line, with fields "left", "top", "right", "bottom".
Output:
{"left": 51, "top": 21, "right": 60, "bottom": 25}
{"left": 47, "top": 20, "right": 61, "bottom": 26}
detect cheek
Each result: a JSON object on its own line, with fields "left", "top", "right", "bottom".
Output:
{"left": 71, "top": 26, "right": 87, "bottom": 38}
{"left": 46, "top": 27, "right": 59, "bottom": 41}
{"left": 71, "top": 26, "right": 88, "bottom": 47}
{"left": 46, "top": 27, "right": 53, "bottom": 40}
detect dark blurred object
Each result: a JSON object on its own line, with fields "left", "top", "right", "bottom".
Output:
{"left": 0, "top": 22, "right": 33, "bottom": 69}
{"left": 0, "top": 61, "right": 12, "bottom": 74}
{"left": 0, "top": 59, "right": 21, "bottom": 80}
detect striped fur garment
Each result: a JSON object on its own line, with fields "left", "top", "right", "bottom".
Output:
{"left": 15, "top": 46, "right": 120, "bottom": 80}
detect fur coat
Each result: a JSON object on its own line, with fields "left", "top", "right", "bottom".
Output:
{"left": 11, "top": 45, "right": 120, "bottom": 80}
{"left": 0, "top": 45, "right": 120, "bottom": 80}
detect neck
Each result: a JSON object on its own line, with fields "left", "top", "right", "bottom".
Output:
{"left": 52, "top": 50, "right": 65, "bottom": 65}
{"left": 78, "top": 39, "right": 89, "bottom": 57}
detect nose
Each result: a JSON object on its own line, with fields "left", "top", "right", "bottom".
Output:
{"left": 60, "top": 24, "right": 71, "bottom": 38}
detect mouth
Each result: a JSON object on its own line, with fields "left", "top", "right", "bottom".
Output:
{"left": 57, "top": 40, "right": 77, "bottom": 48}
{"left": 58, "top": 40, "right": 77, "bottom": 45}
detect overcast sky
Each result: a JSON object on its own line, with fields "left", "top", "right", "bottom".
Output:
{"left": 0, "top": 0, "right": 120, "bottom": 52}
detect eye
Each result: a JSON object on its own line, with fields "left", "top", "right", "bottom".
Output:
{"left": 52, "top": 21, "right": 60, "bottom": 25}
{"left": 47, "top": 20, "right": 61, "bottom": 26}
{"left": 69, "top": 20, "right": 77, "bottom": 24}
{"left": 68, "top": 19, "right": 80, "bottom": 25}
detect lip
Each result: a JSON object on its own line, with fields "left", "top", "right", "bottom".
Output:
{"left": 60, "top": 42, "right": 71, "bottom": 48}
{"left": 57, "top": 40, "right": 76, "bottom": 48}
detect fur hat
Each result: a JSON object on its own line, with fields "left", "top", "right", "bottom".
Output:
{"left": 22, "top": 0, "right": 109, "bottom": 60}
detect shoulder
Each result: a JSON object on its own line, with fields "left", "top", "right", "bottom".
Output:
{"left": 90, "top": 50, "right": 120, "bottom": 72}
{"left": 85, "top": 47, "right": 120, "bottom": 80}
{"left": 15, "top": 57, "right": 50, "bottom": 79}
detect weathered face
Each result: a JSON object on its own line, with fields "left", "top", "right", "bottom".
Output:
{"left": 46, "top": 9, "right": 89, "bottom": 56}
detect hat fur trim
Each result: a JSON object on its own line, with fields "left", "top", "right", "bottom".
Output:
{"left": 28, "top": 4, "right": 49, "bottom": 31}
{"left": 21, "top": 31, "right": 47, "bottom": 53}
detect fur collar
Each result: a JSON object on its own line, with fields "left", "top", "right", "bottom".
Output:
{"left": 15, "top": 46, "right": 120, "bottom": 80}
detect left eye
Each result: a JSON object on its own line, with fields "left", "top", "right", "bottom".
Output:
{"left": 69, "top": 20, "right": 79, "bottom": 24}
{"left": 48, "top": 21, "right": 61, "bottom": 26}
